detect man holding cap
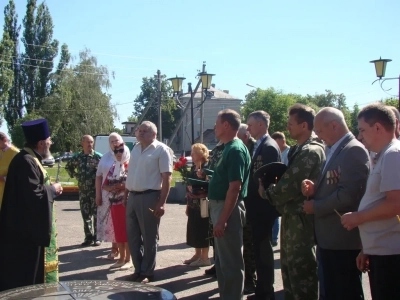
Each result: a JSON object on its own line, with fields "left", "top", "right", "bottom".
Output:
{"left": 0, "top": 118, "right": 62, "bottom": 291}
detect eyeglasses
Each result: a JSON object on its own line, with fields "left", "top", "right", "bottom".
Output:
{"left": 113, "top": 149, "right": 124, "bottom": 154}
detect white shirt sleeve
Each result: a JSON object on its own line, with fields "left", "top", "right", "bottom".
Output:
{"left": 380, "top": 150, "right": 400, "bottom": 192}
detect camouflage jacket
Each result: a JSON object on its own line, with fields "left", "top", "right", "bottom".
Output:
{"left": 65, "top": 150, "right": 102, "bottom": 188}
{"left": 265, "top": 136, "right": 326, "bottom": 215}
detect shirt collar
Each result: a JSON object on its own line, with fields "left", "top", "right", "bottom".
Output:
{"left": 328, "top": 132, "right": 351, "bottom": 154}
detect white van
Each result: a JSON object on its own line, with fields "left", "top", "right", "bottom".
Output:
{"left": 94, "top": 135, "right": 137, "bottom": 155}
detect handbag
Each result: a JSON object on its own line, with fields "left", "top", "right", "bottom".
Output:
{"left": 200, "top": 198, "right": 209, "bottom": 218}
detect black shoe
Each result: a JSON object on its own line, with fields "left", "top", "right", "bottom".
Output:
{"left": 272, "top": 241, "right": 278, "bottom": 247}
{"left": 204, "top": 265, "right": 216, "bottom": 276}
{"left": 244, "top": 285, "right": 256, "bottom": 295}
{"left": 80, "top": 240, "right": 92, "bottom": 247}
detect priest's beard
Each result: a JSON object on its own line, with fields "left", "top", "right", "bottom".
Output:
{"left": 41, "top": 147, "right": 52, "bottom": 159}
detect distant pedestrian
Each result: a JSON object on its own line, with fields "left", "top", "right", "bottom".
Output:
{"left": 66, "top": 135, "right": 102, "bottom": 247}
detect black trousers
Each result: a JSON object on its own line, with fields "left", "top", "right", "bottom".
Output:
{"left": 319, "top": 247, "right": 364, "bottom": 300}
{"left": 0, "top": 242, "right": 43, "bottom": 291}
{"left": 368, "top": 254, "right": 400, "bottom": 300}
{"left": 246, "top": 199, "right": 277, "bottom": 299}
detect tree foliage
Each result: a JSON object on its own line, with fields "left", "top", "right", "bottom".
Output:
{"left": 22, "top": 0, "right": 59, "bottom": 113}
{"left": 38, "top": 49, "right": 116, "bottom": 152}
{"left": 133, "top": 75, "right": 180, "bottom": 139}
{"left": 242, "top": 88, "right": 354, "bottom": 143}
{"left": 2, "top": 0, "right": 23, "bottom": 129}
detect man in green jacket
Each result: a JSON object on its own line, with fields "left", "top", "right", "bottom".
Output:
{"left": 259, "top": 104, "right": 326, "bottom": 300}
{"left": 66, "top": 135, "right": 102, "bottom": 246}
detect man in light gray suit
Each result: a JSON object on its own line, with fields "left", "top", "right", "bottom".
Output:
{"left": 301, "top": 107, "right": 370, "bottom": 300}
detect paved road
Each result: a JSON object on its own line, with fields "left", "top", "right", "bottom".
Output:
{"left": 56, "top": 200, "right": 371, "bottom": 299}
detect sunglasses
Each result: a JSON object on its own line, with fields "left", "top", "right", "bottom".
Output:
{"left": 113, "top": 149, "right": 124, "bottom": 154}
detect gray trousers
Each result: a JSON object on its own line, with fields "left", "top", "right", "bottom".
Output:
{"left": 209, "top": 199, "right": 246, "bottom": 300}
{"left": 126, "top": 191, "right": 160, "bottom": 276}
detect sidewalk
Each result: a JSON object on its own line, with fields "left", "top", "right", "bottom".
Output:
{"left": 56, "top": 200, "right": 371, "bottom": 299}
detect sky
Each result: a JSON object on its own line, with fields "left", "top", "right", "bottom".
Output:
{"left": 1, "top": 0, "right": 400, "bottom": 136}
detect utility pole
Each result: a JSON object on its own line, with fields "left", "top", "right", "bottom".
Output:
{"left": 199, "top": 63, "right": 206, "bottom": 143}
{"left": 157, "top": 70, "right": 162, "bottom": 141}
{"left": 188, "top": 82, "right": 194, "bottom": 145}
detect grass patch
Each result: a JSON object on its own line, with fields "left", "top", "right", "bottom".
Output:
{"left": 45, "top": 162, "right": 78, "bottom": 186}
{"left": 46, "top": 163, "right": 182, "bottom": 188}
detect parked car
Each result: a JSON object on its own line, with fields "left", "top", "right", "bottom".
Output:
{"left": 55, "top": 152, "right": 73, "bottom": 162}
{"left": 42, "top": 156, "right": 55, "bottom": 168}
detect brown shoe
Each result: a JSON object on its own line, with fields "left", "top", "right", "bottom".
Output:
{"left": 125, "top": 273, "right": 140, "bottom": 281}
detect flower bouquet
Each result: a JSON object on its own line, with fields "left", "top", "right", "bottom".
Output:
{"left": 174, "top": 156, "right": 191, "bottom": 185}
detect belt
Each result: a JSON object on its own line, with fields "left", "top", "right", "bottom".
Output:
{"left": 130, "top": 189, "right": 160, "bottom": 196}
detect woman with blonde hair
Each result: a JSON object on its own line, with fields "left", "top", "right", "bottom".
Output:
{"left": 183, "top": 143, "right": 211, "bottom": 267}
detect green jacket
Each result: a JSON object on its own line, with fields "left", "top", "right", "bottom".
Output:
{"left": 264, "top": 136, "right": 326, "bottom": 215}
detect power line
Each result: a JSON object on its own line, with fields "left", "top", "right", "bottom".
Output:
{"left": 0, "top": 59, "right": 141, "bottom": 78}
{"left": 0, "top": 54, "right": 159, "bottom": 72}
{"left": 21, "top": 42, "right": 198, "bottom": 63}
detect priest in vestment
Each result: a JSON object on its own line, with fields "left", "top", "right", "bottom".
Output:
{"left": 0, "top": 119, "right": 63, "bottom": 291}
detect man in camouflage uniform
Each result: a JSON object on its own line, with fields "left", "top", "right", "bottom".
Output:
{"left": 66, "top": 135, "right": 102, "bottom": 246}
{"left": 259, "top": 104, "right": 326, "bottom": 300}
{"left": 237, "top": 124, "right": 257, "bottom": 294}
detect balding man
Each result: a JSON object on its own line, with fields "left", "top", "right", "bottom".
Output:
{"left": 66, "top": 135, "right": 102, "bottom": 246}
{"left": 302, "top": 107, "right": 370, "bottom": 300}
{"left": 124, "top": 121, "right": 173, "bottom": 284}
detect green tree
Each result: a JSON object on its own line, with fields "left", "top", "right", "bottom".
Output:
{"left": 0, "top": 32, "right": 14, "bottom": 124}
{"left": 350, "top": 103, "right": 360, "bottom": 136}
{"left": 382, "top": 98, "right": 398, "bottom": 108}
{"left": 133, "top": 75, "right": 179, "bottom": 138}
{"left": 39, "top": 49, "right": 116, "bottom": 152}
{"left": 306, "top": 90, "right": 352, "bottom": 127}
{"left": 22, "top": 0, "right": 59, "bottom": 113}
{"left": 242, "top": 87, "right": 297, "bottom": 136}
{"left": 2, "top": 0, "right": 23, "bottom": 129}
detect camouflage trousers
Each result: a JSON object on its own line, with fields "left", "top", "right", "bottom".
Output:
{"left": 79, "top": 188, "right": 97, "bottom": 241}
{"left": 280, "top": 213, "right": 318, "bottom": 300}
{"left": 243, "top": 218, "right": 256, "bottom": 287}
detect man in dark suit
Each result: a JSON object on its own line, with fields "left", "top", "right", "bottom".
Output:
{"left": 302, "top": 107, "right": 370, "bottom": 300}
{"left": 246, "top": 110, "right": 281, "bottom": 300}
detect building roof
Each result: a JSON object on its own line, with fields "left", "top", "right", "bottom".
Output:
{"left": 180, "top": 85, "right": 240, "bottom": 101}
{"left": 193, "top": 129, "right": 216, "bottom": 144}
{"left": 122, "top": 121, "right": 137, "bottom": 125}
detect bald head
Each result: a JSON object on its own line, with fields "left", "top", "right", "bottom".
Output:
{"left": 314, "top": 107, "right": 349, "bottom": 146}
{"left": 315, "top": 107, "right": 347, "bottom": 127}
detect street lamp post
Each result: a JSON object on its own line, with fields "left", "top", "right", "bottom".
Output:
{"left": 370, "top": 57, "right": 400, "bottom": 111}
{"left": 168, "top": 64, "right": 215, "bottom": 148}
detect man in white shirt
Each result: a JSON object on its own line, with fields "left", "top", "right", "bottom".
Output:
{"left": 124, "top": 121, "right": 173, "bottom": 284}
{"left": 342, "top": 104, "right": 400, "bottom": 300}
